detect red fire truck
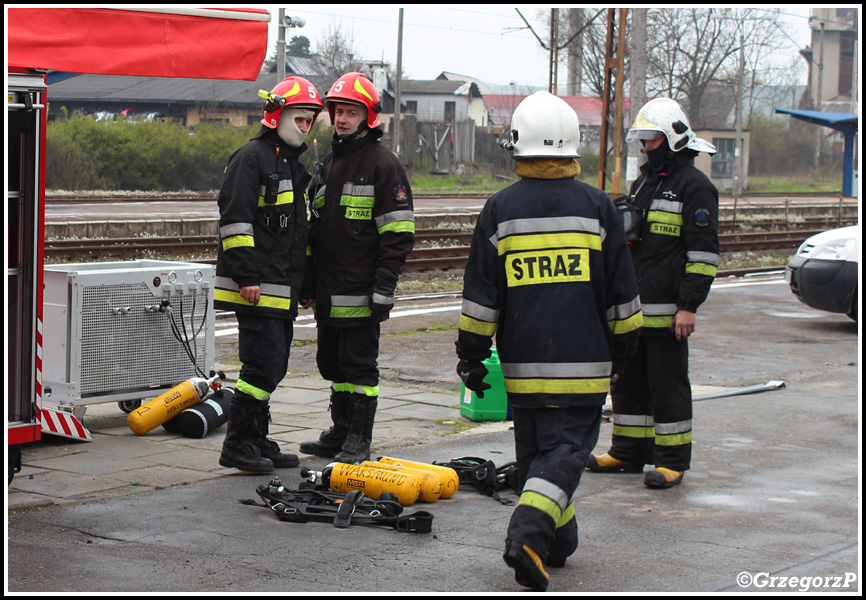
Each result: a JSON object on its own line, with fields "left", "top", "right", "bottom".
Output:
{"left": 6, "top": 7, "right": 272, "bottom": 482}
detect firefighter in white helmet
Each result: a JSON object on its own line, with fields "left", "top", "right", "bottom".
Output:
{"left": 587, "top": 98, "right": 720, "bottom": 489}
{"left": 215, "top": 76, "right": 323, "bottom": 473}
{"left": 457, "top": 91, "right": 643, "bottom": 591}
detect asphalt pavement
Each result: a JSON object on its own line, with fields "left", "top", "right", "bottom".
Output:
{"left": 6, "top": 277, "right": 861, "bottom": 594}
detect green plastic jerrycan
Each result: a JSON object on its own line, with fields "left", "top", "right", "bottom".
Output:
{"left": 459, "top": 349, "right": 509, "bottom": 421}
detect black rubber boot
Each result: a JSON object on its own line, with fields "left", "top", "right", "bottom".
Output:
{"left": 219, "top": 397, "right": 274, "bottom": 473}
{"left": 334, "top": 395, "right": 377, "bottom": 465}
{"left": 299, "top": 392, "right": 352, "bottom": 457}
{"left": 252, "top": 402, "right": 299, "bottom": 468}
{"left": 503, "top": 540, "right": 550, "bottom": 592}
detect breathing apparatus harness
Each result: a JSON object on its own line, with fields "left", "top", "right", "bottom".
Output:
{"left": 242, "top": 476, "right": 434, "bottom": 533}
{"left": 434, "top": 457, "right": 519, "bottom": 506}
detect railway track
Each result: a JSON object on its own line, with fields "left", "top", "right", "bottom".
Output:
{"left": 45, "top": 228, "right": 823, "bottom": 273}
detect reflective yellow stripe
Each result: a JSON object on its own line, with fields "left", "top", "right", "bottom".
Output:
{"left": 686, "top": 263, "right": 718, "bottom": 277}
{"left": 378, "top": 221, "right": 415, "bottom": 235}
{"left": 257, "top": 191, "right": 295, "bottom": 207}
{"left": 237, "top": 378, "right": 270, "bottom": 401}
{"left": 340, "top": 195, "right": 375, "bottom": 208}
{"left": 556, "top": 503, "right": 575, "bottom": 528}
{"left": 504, "top": 377, "right": 610, "bottom": 395}
{"left": 648, "top": 211, "right": 683, "bottom": 225}
{"left": 459, "top": 314, "right": 498, "bottom": 336}
{"left": 643, "top": 315, "right": 674, "bottom": 329}
{"left": 223, "top": 235, "right": 255, "bottom": 250}
{"left": 609, "top": 311, "right": 644, "bottom": 335}
{"left": 497, "top": 232, "right": 601, "bottom": 256}
{"left": 333, "top": 382, "right": 379, "bottom": 396}
{"left": 612, "top": 424, "right": 655, "bottom": 439}
{"left": 213, "top": 289, "right": 292, "bottom": 311}
{"left": 518, "top": 491, "right": 561, "bottom": 522}
{"left": 655, "top": 431, "right": 692, "bottom": 446}
{"left": 330, "top": 306, "right": 372, "bottom": 319}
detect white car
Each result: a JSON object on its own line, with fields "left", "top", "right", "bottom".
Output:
{"left": 786, "top": 225, "right": 859, "bottom": 321}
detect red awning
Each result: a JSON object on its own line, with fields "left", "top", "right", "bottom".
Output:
{"left": 7, "top": 7, "right": 270, "bottom": 81}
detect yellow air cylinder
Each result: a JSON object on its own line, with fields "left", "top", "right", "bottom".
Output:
{"left": 127, "top": 376, "right": 214, "bottom": 436}
{"left": 323, "top": 462, "right": 420, "bottom": 506}
{"left": 361, "top": 461, "right": 442, "bottom": 503}
{"left": 376, "top": 457, "right": 460, "bottom": 499}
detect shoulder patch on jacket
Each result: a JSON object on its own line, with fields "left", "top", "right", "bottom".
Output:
{"left": 393, "top": 184, "right": 409, "bottom": 206}
{"left": 695, "top": 208, "right": 710, "bottom": 227}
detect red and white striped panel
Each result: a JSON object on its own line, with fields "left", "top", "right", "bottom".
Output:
{"left": 38, "top": 408, "right": 92, "bottom": 441}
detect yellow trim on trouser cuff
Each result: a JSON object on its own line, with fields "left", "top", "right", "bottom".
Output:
{"left": 556, "top": 503, "right": 575, "bottom": 528}
{"left": 237, "top": 378, "right": 270, "bottom": 401}
{"left": 655, "top": 431, "right": 692, "bottom": 446}
{"left": 517, "top": 491, "right": 562, "bottom": 523}
{"left": 612, "top": 425, "right": 655, "bottom": 438}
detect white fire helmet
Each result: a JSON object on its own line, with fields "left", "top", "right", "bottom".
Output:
{"left": 626, "top": 98, "right": 716, "bottom": 155}
{"left": 506, "top": 91, "right": 581, "bottom": 159}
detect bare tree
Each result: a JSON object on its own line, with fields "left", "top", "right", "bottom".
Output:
{"left": 645, "top": 8, "right": 790, "bottom": 127}
{"left": 316, "top": 19, "right": 365, "bottom": 80}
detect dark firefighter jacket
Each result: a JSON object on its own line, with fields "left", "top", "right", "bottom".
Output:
{"left": 307, "top": 128, "right": 415, "bottom": 327}
{"left": 629, "top": 150, "right": 720, "bottom": 334}
{"left": 456, "top": 160, "right": 643, "bottom": 408}
{"left": 214, "top": 127, "right": 311, "bottom": 320}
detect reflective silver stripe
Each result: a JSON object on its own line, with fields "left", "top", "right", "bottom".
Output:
{"left": 501, "top": 361, "right": 612, "bottom": 378}
{"left": 375, "top": 210, "right": 415, "bottom": 229}
{"left": 649, "top": 199, "right": 683, "bottom": 213}
{"left": 654, "top": 419, "right": 692, "bottom": 435}
{"left": 523, "top": 477, "right": 569, "bottom": 512}
{"left": 687, "top": 251, "right": 720, "bottom": 265}
{"left": 215, "top": 277, "right": 291, "bottom": 298}
{"left": 220, "top": 222, "right": 254, "bottom": 239}
{"left": 372, "top": 293, "right": 394, "bottom": 306}
{"left": 315, "top": 186, "right": 326, "bottom": 198}
{"left": 342, "top": 183, "right": 375, "bottom": 197}
{"left": 607, "top": 296, "right": 642, "bottom": 321}
{"left": 461, "top": 299, "right": 500, "bottom": 322}
{"left": 613, "top": 414, "right": 655, "bottom": 427}
{"left": 496, "top": 216, "right": 602, "bottom": 238}
{"left": 331, "top": 295, "right": 370, "bottom": 306}
{"left": 642, "top": 303, "right": 678, "bottom": 316}
{"left": 259, "top": 179, "right": 294, "bottom": 196}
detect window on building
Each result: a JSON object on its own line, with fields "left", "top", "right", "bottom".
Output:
{"left": 405, "top": 100, "right": 417, "bottom": 115}
{"left": 444, "top": 101, "right": 455, "bottom": 122}
{"left": 711, "top": 137, "right": 735, "bottom": 178}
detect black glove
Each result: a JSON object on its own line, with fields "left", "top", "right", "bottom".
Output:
{"left": 457, "top": 359, "right": 491, "bottom": 398}
{"left": 370, "top": 267, "right": 398, "bottom": 322}
{"left": 611, "top": 358, "right": 628, "bottom": 384}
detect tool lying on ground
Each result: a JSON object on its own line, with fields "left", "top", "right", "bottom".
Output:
{"left": 242, "top": 476, "right": 433, "bottom": 533}
{"left": 300, "top": 462, "right": 422, "bottom": 506}
{"left": 375, "top": 457, "right": 460, "bottom": 499}
{"left": 433, "top": 457, "right": 519, "bottom": 505}
{"left": 127, "top": 373, "right": 221, "bottom": 435}
{"left": 162, "top": 384, "right": 232, "bottom": 438}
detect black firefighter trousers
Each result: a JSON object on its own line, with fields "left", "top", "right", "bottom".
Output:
{"left": 507, "top": 405, "right": 602, "bottom": 563}
{"left": 236, "top": 313, "right": 293, "bottom": 402}
{"left": 608, "top": 335, "right": 692, "bottom": 471}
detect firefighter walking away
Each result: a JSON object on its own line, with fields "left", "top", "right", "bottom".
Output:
{"left": 457, "top": 91, "right": 643, "bottom": 591}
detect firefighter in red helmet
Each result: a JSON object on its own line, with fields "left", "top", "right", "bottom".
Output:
{"left": 299, "top": 72, "right": 415, "bottom": 464}
{"left": 215, "top": 76, "right": 322, "bottom": 473}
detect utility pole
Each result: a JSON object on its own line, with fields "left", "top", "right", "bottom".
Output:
{"left": 626, "top": 8, "right": 647, "bottom": 191}
{"left": 277, "top": 8, "right": 286, "bottom": 82}
{"left": 394, "top": 8, "right": 404, "bottom": 160}
{"left": 548, "top": 9, "right": 558, "bottom": 94}
{"left": 598, "top": 8, "right": 627, "bottom": 196}
{"left": 566, "top": 8, "right": 584, "bottom": 95}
